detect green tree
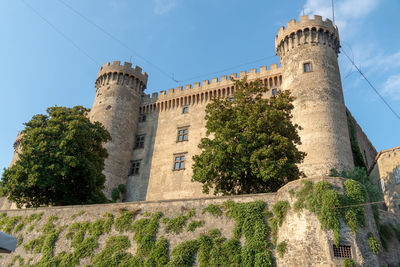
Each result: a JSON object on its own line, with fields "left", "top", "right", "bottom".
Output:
{"left": 1, "top": 106, "right": 111, "bottom": 207}
{"left": 192, "top": 78, "right": 306, "bottom": 195}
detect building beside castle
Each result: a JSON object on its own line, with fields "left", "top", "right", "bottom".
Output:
{"left": 89, "top": 15, "right": 380, "bottom": 202}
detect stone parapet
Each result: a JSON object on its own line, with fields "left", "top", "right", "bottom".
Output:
{"left": 275, "top": 15, "right": 340, "bottom": 57}
{"left": 95, "top": 61, "right": 148, "bottom": 92}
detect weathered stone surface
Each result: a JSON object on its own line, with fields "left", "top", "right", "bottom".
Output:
{"left": 89, "top": 61, "right": 148, "bottom": 198}
{"left": 0, "top": 177, "right": 384, "bottom": 266}
{"left": 370, "top": 146, "right": 400, "bottom": 212}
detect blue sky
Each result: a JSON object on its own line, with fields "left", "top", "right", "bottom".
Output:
{"left": 1, "top": 0, "right": 399, "bottom": 175}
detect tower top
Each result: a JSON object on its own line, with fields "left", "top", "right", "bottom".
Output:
{"left": 275, "top": 15, "right": 340, "bottom": 57}
{"left": 97, "top": 61, "right": 148, "bottom": 84}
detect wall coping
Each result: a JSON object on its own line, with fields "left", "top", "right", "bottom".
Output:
{"left": 0, "top": 176, "right": 349, "bottom": 213}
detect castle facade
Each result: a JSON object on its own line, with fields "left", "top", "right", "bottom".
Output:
{"left": 89, "top": 15, "right": 379, "bottom": 202}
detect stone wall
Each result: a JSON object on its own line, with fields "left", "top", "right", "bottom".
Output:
{"left": 89, "top": 61, "right": 148, "bottom": 198}
{"left": 346, "top": 110, "right": 377, "bottom": 169}
{"left": 377, "top": 210, "right": 400, "bottom": 266}
{"left": 125, "top": 110, "right": 159, "bottom": 202}
{"left": 370, "top": 146, "right": 400, "bottom": 213}
{"left": 128, "top": 66, "right": 282, "bottom": 202}
{"left": 276, "top": 15, "right": 354, "bottom": 177}
{"left": 0, "top": 177, "right": 385, "bottom": 266}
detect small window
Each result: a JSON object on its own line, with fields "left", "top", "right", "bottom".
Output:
{"left": 139, "top": 115, "right": 146, "bottom": 123}
{"left": 229, "top": 97, "right": 234, "bottom": 102}
{"left": 394, "top": 167, "right": 400, "bottom": 184}
{"left": 272, "top": 88, "right": 278, "bottom": 96}
{"left": 303, "top": 62, "right": 312, "bottom": 73}
{"left": 333, "top": 245, "right": 352, "bottom": 258}
{"left": 134, "top": 135, "right": 145, "bottom": 149}
{"left": 182, "top": 106, "right": 189, "bottom": 114}
{"left": 173, "top": 155, "right": 185, "bottom": 170}
{"left": 177, "top": 128, "right": 189, "bottom": 142}
{"left": 129, "top": 160, "right": 141, "bottom": 175}
{"left": 381, "top": 179, "right": 386, "bottom": 192}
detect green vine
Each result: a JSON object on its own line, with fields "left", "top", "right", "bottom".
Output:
{"left": 197, "top": 230, "right": 241, "bottom": 267}
{"left": 224, "top": 200, "right": 274, "bottom": 267}
{"left": 114, "top": 209, "right": 137, "bottom": 232}
{"left": 202, "top": 204, "right": 222, "bottom": 216}
{"left": 71, "top": 210, "right": 85, "bottom": 220}
{"left": 276, "top": 241, "right": 287, "bottom": 258}
{"left": 91, "top": 235, "right": 133, "bottom": 266}
{"left": 111, "top": 184, "right": 127, "bottom": 202}
{"left": 343, "top": 258, "right": 356, "bottom": 267}
{"left": 368, "top": 233, "right": 380, "bottom": 254}
{"left": 163, "top": 209, "right": 196, "bottom": 234}
{"left": 269, "top": 201, "right": 290, "bottom": 245}
{"left": 293, "top": 179, "right": 366, "bottom": 245}
{"left": 187, "top": 220, "right": 205, "bottom": 232}
{"left": 346, "top": 111, "right": 367, "bottom": 169}
{"left": 7, "top": 254, "right": 24, "bottom": 267}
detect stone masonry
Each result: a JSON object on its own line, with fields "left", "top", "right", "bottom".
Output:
{"left": 86, "top": 15, "right": 377, "bottom": 201}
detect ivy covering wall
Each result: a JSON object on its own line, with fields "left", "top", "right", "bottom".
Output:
{"left": 0, "top": 177, "right": 388, "bottom": 266}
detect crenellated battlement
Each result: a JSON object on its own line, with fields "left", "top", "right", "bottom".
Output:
{"left": 152, "top": 64, "right": 281, "bottom": 101}
{"left": 275, "top": 15, "right": 340, "bottom": 56}
{"left": 95, "top": 61, "right": 148, "bottom": 90}
{"left": 139, "top": 64, "right": 282, "bottom": 114}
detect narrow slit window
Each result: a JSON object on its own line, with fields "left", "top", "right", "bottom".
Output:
{"left": 304, "top": 62, "right": 312, "bottom": 73}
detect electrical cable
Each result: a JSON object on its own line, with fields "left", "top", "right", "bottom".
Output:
{"left": 21, "top": 0, "right": 99, "bottom": 66}
{"left": 176, "top": 55, "right": 277, "bottom": 83}
{"left": 24, "top": 0, "right": 281, "bottom": 87}
{"left": 56, "top": 0, "right": 179, "bottom": 83}
{"left": 341, "top": 47, "right": 400, "bottom": 121}
{"left": 56, "top": 0, "right": 277, "bottom": 84}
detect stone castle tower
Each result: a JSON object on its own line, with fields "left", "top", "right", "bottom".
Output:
{"left": 86, "top": 15, "right": 376, "bottom": 201}
{"left": 275, "top": 15, "right": 354, "bottom": 177}
{"left": 89, "top": 62, "right": 148, "bottom": 197}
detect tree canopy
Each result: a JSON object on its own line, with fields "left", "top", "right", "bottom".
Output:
{"left": 1, "top": 106, "right": 111, "bottom": 207}
{"left": 192, "top": 79, "right": 306, "bottom": 195}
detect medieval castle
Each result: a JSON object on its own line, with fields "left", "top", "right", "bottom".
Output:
{"left": 2, "top": 15, "right": 400, "bottom": 267}
{"left": 88, "top": 14, "right": 388, "bottom": 203}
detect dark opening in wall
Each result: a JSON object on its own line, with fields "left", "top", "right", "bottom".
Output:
{"left": 333, "top": 245, "right": 352, "bottom": 258}
{"left": 303, "top": 62, "right": 312, "bottom": 73}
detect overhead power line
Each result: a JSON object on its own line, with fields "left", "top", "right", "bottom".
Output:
{"left": 177, "top": 55, "right": 277, "bottom": 83}
{"left": 56, "top": 0, "right": 277, "bottom": 84}
{"left": 56, "top": 0, "right": 179, "bottom": 83}
{"left": 21, "top": 0, "right": 99, "bottom": 66}
{"left": 24, "top": 0, "right": 279, "bottom": 86}
{"left": 341, "top": 47, "right": 400, "bottom": 122}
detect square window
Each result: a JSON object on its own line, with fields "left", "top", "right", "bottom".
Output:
{"left": 139, "top": 115, "right": 146, "bottom": 123}
{"left": 272, "top": 88, "right": 278, "bottom": 96}
{"left": 183, "top": 106, "right": 189, "bottom": 114}
{"left": 177, "top": 128, "right": 189, "bottom": 142}
{"left": 332, "top": 245, "right": 352, "bottom": 258}
{"left": 303, "top": 62, "right": 312, "bottom": 73}
{"left": 129, "top": 160, "right": 141, "bottom": 175}
{"left": 134, "top": 135, "right": 145, "bottom": 149}
{"left": 174, "top": 154, "right": 186, "bottom": 170}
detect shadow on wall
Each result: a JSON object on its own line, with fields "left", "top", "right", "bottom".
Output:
{"left": 382, "top": 166, "right": 400, "bottom": 213}
{"left": 125, "top": 111, "right": 159, "bottom": 202}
